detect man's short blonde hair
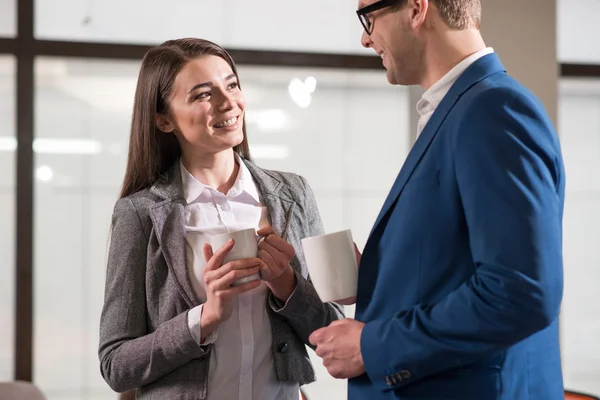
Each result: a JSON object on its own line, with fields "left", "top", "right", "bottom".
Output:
{"left": 432, "top": 0, "right": 482, "bottom": 29}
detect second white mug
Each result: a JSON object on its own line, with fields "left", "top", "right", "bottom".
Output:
{"left": 301, "top": 229, "right": 358, "bottom": 303}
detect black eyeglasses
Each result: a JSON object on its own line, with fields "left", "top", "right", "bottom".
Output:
{"left": 356, "top": 0, "right": 402, "bottom": 34}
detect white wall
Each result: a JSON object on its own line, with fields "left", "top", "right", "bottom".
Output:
{"left": 34, "top": 0, "right": 372, "bottom": 55}
{"left": 480, "top": 0, "right": 558, "bottom": 123}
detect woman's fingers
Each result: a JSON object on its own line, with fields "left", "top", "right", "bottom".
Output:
{"left": 205, "top": 257, "right": 261, "bottom": 282}
{"left": 258, "top": 240, "right": 287, "bottom": 265}
{"left": 261, "top": 234, "right": 295, "bottom": 258}
{"left": 215, "top": 266, "right": 261, "bottom": 289}
{"left": 203, "top": 239, "right": 235, "bottom": 270}
{"left": 256, "top": 225, "right": 275, "bottom": 237}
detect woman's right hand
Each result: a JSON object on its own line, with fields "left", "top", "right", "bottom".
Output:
{"left": 200, "top": 239, "right": 263, "bottom": 336}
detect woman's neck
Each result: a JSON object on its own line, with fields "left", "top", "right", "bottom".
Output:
{"left": 181, "top": 149, "right": 239, "bottom": 195}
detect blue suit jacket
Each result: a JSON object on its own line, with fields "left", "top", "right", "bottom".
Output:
{"left": 350, "top": 53, "right": 565, "bottom": 399}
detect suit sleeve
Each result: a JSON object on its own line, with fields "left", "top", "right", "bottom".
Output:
{"left": 360, "top": 88, "right": 565, "bottom": 391}
{"left": 98, "top": 198, "right": 209, "bottom": 393}
{"left": 268, "top": 176, "right": 345, "bottom": 346}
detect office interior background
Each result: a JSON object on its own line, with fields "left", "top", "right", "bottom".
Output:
{"left": 0, "top": 0, "right": 599, "bottom": 398}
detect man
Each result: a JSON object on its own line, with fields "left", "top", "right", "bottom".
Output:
{"left": 308, "top": 0, "right": 565, "bottom": 399}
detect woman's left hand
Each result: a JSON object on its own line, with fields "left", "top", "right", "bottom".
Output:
{"left": 257, "top": 225, "right": 295, "bottom": 281}
{"left": 257, "top": 225, "right": 297, "bottom": 301}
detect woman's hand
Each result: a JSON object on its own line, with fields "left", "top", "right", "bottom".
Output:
{"left": 257, "top": 225, "right": 297, "bottom": 302}
{"left": 200, "top": 239, "right": 263, "bottom": 336}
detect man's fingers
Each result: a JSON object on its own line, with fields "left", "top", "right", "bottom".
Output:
{"left": 309, "top": 327, "right": 326, "bottom": 346}
{"left": 315, "top": 344, "right": 327, "bottom": 358}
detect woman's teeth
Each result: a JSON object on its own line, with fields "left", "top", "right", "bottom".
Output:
{"left": 214, "top": 117, "right": 237, "bottom": 128}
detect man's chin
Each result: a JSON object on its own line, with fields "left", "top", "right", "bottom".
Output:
{"left": 385, "top": 69, "right": 400, "bottom": 85}
{"left": 386, "top": 68, "right": 414, "bottom": 86}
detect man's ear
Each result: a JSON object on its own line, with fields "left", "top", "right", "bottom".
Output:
{"left": 409, "top": 0, "right": 429, "bottom": 28}
{"left": 156, "top": 114, "right": 175, "bottom": 133}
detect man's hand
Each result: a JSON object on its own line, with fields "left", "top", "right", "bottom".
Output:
{"left": 309, "top": 318, "right": 366, "bottom": 379}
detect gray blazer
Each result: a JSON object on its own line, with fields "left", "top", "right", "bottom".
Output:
{"left": 98, "top": 160, "right": 344, "bottom": 399}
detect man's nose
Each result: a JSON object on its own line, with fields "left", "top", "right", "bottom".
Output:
{"left": 361, "top": 30, "right": 372, "bottom": 49}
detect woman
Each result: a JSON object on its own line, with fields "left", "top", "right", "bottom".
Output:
{"left": 99, "top": 38, "right": 343, "bottom": 399}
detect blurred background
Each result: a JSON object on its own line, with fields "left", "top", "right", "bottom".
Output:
{"left": 0, "top": 0, "right": 599, "bottom": 399}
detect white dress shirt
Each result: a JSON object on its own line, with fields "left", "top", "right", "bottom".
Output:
{"left": 416, "top": 47, "right": 494, "bottom": 137}
{"left": 183, "top": 157, "right": 299, "bottom": 400}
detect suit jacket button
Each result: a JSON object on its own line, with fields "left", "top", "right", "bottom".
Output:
{"left": 400, "top": 370, "right": 412, "bottom": 380}
{"left": 278, "top": 343, "right": 288, "bottom": 353}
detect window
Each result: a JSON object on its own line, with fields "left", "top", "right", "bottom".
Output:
{"left": 0, "top": 55, "right": 16, "bottom": 381}
{"left": 559, "top": 78, "right": 600, "bottom": 395}
{"left": 0, "top": 0, "right": 16, "bottom": 37}
{"left": 558, "top": 0, "right": 600, "bottom": 63}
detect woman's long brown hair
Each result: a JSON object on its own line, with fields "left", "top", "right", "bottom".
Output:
{"left": 119, "top": 38, "right": 251, "bottom": 199}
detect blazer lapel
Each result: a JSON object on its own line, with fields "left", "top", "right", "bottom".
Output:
{"left": 369, "top": 53, "right": 507, "bottom": 237}
{"left": 149, "top": 164, "right": 199, "bottom": 308}
{"left": 244, "top": 160, "right": 296, "bottom": 240}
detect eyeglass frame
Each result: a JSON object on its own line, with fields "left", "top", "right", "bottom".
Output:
{"left": 356, "top": 0, "right": 403, "bottom": 34}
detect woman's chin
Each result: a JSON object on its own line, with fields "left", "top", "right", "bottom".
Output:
{"left": 223, "top": 129, "right": 245, "bottom": 148}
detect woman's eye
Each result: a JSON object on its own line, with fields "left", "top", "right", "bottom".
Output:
{"left": 194, "top": 92, "right": 210, "bottom": 100}
{"left": 228, "top": 82, "right": 239, "bottom": 90}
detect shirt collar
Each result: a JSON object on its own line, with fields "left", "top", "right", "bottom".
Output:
{"left": 229, "top": 155, "right": 261, "bottom": 203}
{"left": 417, "top": 47, "right": 494, "bottom": 117}
{"left": 180, "top": 154, "right": 261, "bottom": 204}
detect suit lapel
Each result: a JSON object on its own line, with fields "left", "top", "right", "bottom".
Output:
{"left": 244, "top": 160, "right": 296, "bottom": 240}
{"left": 369, "top": 53, "right": 507, "bottom": 238}
{"left": 370, "top": 107, "right": 446, "bottom": 232}
{"left": 149, "top": 164, "right": 199, "bottom": 308}
{"left": 149, "top": 200, "right": 199, "bottom": 308}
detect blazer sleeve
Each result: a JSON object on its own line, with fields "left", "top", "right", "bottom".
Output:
{"left": 360, "top": 88, "right": 565, "bottom": 391}
{"left": 268, "top": 176, "right": 345, "bottom": 346}
{"left": 98, "top": 198, "right": 208, "bottom": 393}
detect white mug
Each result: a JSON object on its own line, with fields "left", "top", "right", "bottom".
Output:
{"left": 301, "top": 229, "right": 358, "bottom": 303}
{"left": 209, "top": 228, "right": 260, "bottom": 286}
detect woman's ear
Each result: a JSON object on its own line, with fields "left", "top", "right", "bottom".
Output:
{"left": 156, "top": 114, "right": 175, "bottom": 133}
